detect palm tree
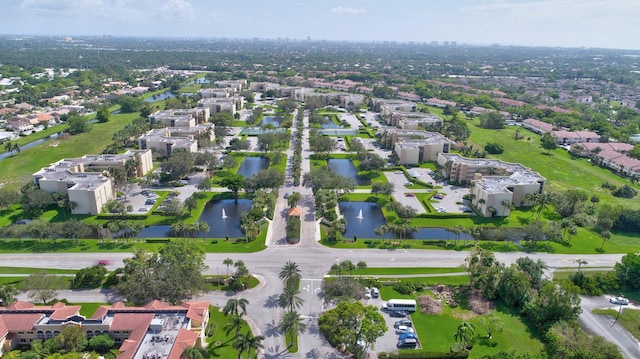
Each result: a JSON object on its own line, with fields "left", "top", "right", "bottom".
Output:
{"left": 454, "top": 321, "right": 475, "bottom": 351}
{"left": 500, "top": 199, "right": 513, "bottom": 216}
{"left": 574, "top": 259, "right": 588, "bottom": 272}
{"left": 223, "top": 258, "right": 234, "bottom": 275}
{"left": 241, "top": 221, "right": 259, "bottom": 243}
{"left": 534, "top": 192, "right": 553, "bottom": 221}
{"left": 374, "top": 225, "right": 385, "bottom": 243}
{"left": 171, "top": 221, "right": 186, "bottom": 237}
{"left": 223, "top": 298, "right": 249, "bottom": 317}
{"left": 287, "top": 192, "right": 302, "bottom": 208}
{"left": 279, "top": 261, "right": 301, "bottom": 287}
{"left": 233, "top": 331, "right": 264, "bottom": 359}
{"left": 180, "top": 346, "right": 208, "bottom": 359}
{"left": 600, "top": 231, "right": 611, "bottom": 250}
{"left": 278, "top": 286, "right": 304, "bottom": 312}
{"left": 224, "top": 314, "right": 245, "bottom": 336}
{"left": 198, "top": 221, "right": 210, "bottom": 240}
{"left": 487, "top": 207, "right": 497, "bottom": 217}
{"left": 279, "top": 311, "right": 307, "bottom": 349}
{"left": 567, "top": 225, "right": 578, "bottom": 243}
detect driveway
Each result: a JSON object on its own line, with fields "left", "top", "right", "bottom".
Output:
{"left": 384, "top": 172, "right": 427, "bottom": 214}
{"left": 579, "top": 295, "right": 640, "bottom": 359}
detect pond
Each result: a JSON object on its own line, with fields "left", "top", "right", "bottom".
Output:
{"left": 134, "top": 199, "right": 253, "bottom": 239}
{"left": 0, "top": 130, "right": 66, "bottom": 161}
{"left": 237, "top": 157, "right": 269, "bottom": 177}
{"left": 327, "top": 158, "right": 370, "bottom": 185}
{"left": 339, "top": 201, "right": 475, "bottom": 241}
{"left": 259, "top": 116, "right": 281, "bottom": 128}
{"left": 144, "top": 90, "right": 176, "bottom": 102}
{"left": 321, "top": 115, "right": 342, "bottom": 129}
{"left": 339, "top": 202, "right": 386, "bottom": 239}
{"left": 198, "top": 199, "right": 253, "bottom": 238}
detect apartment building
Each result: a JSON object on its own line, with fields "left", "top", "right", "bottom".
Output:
{"left": 32, "top": 161, "right": 115, "bottom": 216}
{"left": 395, "top": 136, "right": 453, "bottom": 164}
{"left": 197, "top": 97, "right": 243, "bottom": 116}
{"left": 0, "top": 300, "right": 209, "bottom": 359}
{"left": 522, "top": 118, "right": 554, "bottom": 134}
{"left": 137, "top": 125, "right": 212, "bottom": 158}
{"left": 551, "top": 130, "right": 601, "bottom": 144}
{"left": 387, "top": 111, "right": 444, "bottom": 130}
{"left": 437, "top": 153, "right": 546, "bottom": 217}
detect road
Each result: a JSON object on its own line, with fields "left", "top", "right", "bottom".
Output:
{"left": 579, "top": 295, "right": 640, "bottom": 359}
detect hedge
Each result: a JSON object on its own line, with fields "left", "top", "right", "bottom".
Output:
{"left": 145, "top": 238, "right": 171, "bottom": 243}
{"left": 96, "top": 214, "right": 148, "bottom": 220}
{"left": 415, "top": 213, "right": 472, "bottom": 219}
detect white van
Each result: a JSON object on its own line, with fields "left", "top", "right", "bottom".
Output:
{"left": 371, "top": 287, "right": 380, "bottom": 298}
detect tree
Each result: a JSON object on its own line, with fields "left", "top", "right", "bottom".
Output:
{"left": 196, "top": 178, "right": 211, "bottom": 192}
{"left": 464, "top": 248, "right": 503, "bottom": 299}
{"left": 600, "top": 230, "right": 611, "bottom": 250}
{"left": 574, "top": 259, "right": 588, "bottom": 272}
{"left": 318, "top": 301, "right": 386, "bottom": 359}
{"left": 0, "top": 189, "right": 20, "bottom": 210}
{"left": 72, "top": 264, "right": 107, "bottom": 289}
{"left": 180, "top": 346, "right": 208, "bottom": 359}
{"left": 224, "top": 314, "right": 245, "bottom": 336}
{"left": 479, "top": 112, "right": 505, "bottom": 129}
{"left": 223, "top": 257, "right": 234, "bottom": 276}
{"left": 223, "top": 298, "right": 249, "bottom": 317}
{"left": 279, "top": 261, "right": 302, "bottom": 287}
{"left": 233, "top": 331, "right": 264, "bottom": 359}
{"left": 303, "top": 167, "right": 355, "bottom": 194}
{"left": 453, "top": 321, "right": 476, "bottom": 351}
{"left": 161, "top": 151, "right": 194, "bottom": 180}
{"left": 116, "top": 241, "right": 207, "bottom": 304}
{"left": 96, "top": 107, "right": 110, "bottom": 123}
{"left": 484, "top": 142, "right": 505, "bottom": 154}
{"left": 21, "top": 272, "right": 68, "bottom": 304}
{"left": 480, "top": 314, "right": 504, "bottom": 339}
{"left": 279, "top": 286, "right": 304, "bottom": 312}
{"left": 279, "top": 311, "right": 307, "bottom": 349}
{"left": 615, "top": 252, "right": 640, "bottom": 289}
{"left": 540, "top": 132, "right": 557, "bottom": 153}
{"left": 67, "top": 114, "right": 91, "bottom": 134}
{"left": 0, "top": 285, "right": 18, "bottom": 306}
{"left": 287, "top": 192, "right": 301, "bottom": 208}
{"left": 309, "top": 135, "right": 337, "bottom": 155}
{"left": 118, "top": 95, "right": 144, "bottom": 113}
{"left": 371, "top": 182, "right": 394, "bottom": 198}
{"left": 522, "top": 282, "right": 581, "bottom": 331}
{"left": 87, "top": 334, "right": 115, "bottom": 353}
{"left": 221, "top": 174, "right": 245, "bottom": 201}
{"left": 48, "top": 325, "right": 87, "bottom": 353}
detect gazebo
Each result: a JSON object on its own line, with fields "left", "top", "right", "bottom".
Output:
{"left": 288, "top": 207, "right": 301, "bottom": 217}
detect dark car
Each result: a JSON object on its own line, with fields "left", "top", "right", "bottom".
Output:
{"left": 394, "top": 319, "right": 413, "bottom": 328}
{"left": 390, "top": 310, "right": 407, "bottom": 318}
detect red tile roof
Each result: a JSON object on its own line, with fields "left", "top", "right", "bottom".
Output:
{"left": 112, "top": 313, "right": 154, "bottom": 359}
{"left": 0, "top": 313, "right": 43, "bottom": 332}
{"left": 50, "top": 306, "right": 81, "bottom": 321}
{"left": 167, "top": 329, "right": 199, "bottom": 359}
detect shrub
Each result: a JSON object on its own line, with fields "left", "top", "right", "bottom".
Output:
{"left": 72, "top": 265, "right": 108, "bottom": 289}
{"left": 393, "top": 281, "right": 425, "bottom": 295}
{"left": 87, "top": 334, "right": 115, "bottom": 353}
{"left": 324, "top": 209, "right": 337, "bottom": 221}
{"left": 612, "top": 184, "right": 637, "bottom": 198}
{"left": 484, "top": 142, "right": 504, "bottom": 154}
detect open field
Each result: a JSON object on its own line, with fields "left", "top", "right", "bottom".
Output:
{"left": 329, "top": 267, "right": 467, "bottom": 276}
{"left": 0, "top": 111, "right": 142, "bottom": 191}
{"left": 467, "top": 120, "right": 640, "bottom": 210}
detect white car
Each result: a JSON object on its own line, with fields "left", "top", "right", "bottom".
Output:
{"left": 610, "top": 297, "right": 630, "bottom": 305}
{"left": 395, "top": 325, "right": 415, "bottom": 335}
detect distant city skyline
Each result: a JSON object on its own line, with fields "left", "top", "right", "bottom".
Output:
{"left": 1, "top": 0, "right": 639, "bottom": 50}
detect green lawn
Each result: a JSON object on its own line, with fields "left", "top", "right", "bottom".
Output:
{"left": 207, "top": 306, "right": 252, "bottom": 358}
{"left": 0, "top": 266, "right": 77, "bottom": 275}
{"left": 379, "top": 282, "right": 543, "bottom": 358}
{"left": 329, "top": 267, "right": 465, "bottom": 276}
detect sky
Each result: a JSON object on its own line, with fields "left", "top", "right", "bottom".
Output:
{"left": 1, "top": 0, "right": 640, "bottom": 50}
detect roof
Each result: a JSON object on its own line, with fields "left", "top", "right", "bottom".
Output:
{"left": 288, "top": 207, "right": 302, "bottom": 217}
{"left": 182, "top": 302, "right": 209, "bottom": 322}
{"left": 112, "top": 313, "right": 154, "bottom": 359}
{"left": 0, "top": 313, "right": 43, "bottom": 332}
{"left": 50, "top": 305, "right": 81, "bottom": 320}
{"left": 167, "top": 329, "right": 199, "bottom": 359}
{"left": 523, "top": 118, "right": 554, "bottom": 132}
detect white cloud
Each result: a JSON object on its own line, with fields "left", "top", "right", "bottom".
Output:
{"left": 160, "top": 0, "right": 195, "bottom": 21}
{"left": 329, "top": 6, "right": 366, "bottom": 15}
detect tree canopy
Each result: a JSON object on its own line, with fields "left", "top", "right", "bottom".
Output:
{"left": 116, "top": 240, "right": 207, "bottom": 304}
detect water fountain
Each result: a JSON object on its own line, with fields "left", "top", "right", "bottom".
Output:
{"left": 222, "top": 208, "right": 228, "bottom": 219}
{"left": 356, "top": 209, "right": 364, "bottom": 220}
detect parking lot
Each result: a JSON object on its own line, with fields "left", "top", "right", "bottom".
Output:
{"left": 386, "top": 169, "right": 471, "bottom": 214}
{"left": 366, "top": 296, "right": 421, "bottom": 352}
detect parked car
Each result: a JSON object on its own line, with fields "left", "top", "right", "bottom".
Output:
{"left": 371, "top": 287, "right": 380, "bottom": 298}
{"left": 399, "top": 332, "right": 416, "bottom": 340}
{"left": 397, "top": 337, "right": 417, "bottom": 348}
{"left": 610, "top": 297, "right": 630, "bottom": 305}
{"left": 396, "top": 325, "right": 415, "bottom": 335}
{"left": 390, "top": 310, "right": 408, "bottom": 318}
{"left": 394, "top": 319, "right": 413, "bottom": 328}
{"left": 404, "top": 182, "right": 413, "bottom": 186}
{"left": 145, "top": 199, "right": 156, "bottom": 205}
{"left": 405, "top": 193, "right": 415, "bottom": 197}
